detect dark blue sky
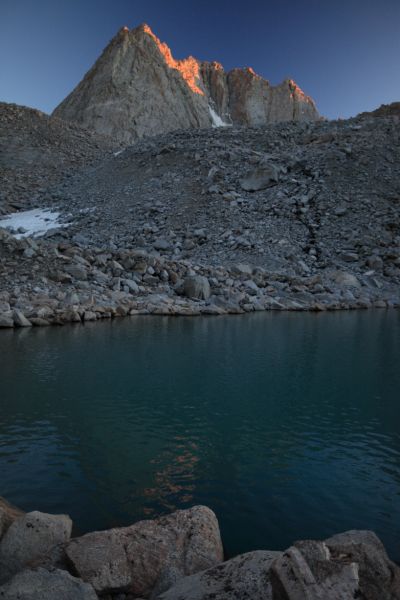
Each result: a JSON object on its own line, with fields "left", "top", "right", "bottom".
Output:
{"left": 1, "top": 0, "right": 399, "bottom": 119}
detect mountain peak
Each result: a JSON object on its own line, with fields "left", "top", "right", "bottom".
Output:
{"left": 115, "top": 23, "right": 157, "bottom": 42}
{"left": 128, "top": 24, "right": 204, "bottom": 95}
{"left": 139, "top": 23, "right": 155, "bottom": 36}
{"left": 130, "top": 23, "right": 156, "bottom": 38}
{"left": 53, "top": 24, "right": 320, "bottom": 142}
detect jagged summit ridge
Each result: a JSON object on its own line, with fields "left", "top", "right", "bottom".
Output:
{"left": 53, "top": 23, "right": 319, "bottom": 142}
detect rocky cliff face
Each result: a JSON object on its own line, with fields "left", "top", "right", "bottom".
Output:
{"left": 53, "top": 24, "right": 319, "bottom": 143}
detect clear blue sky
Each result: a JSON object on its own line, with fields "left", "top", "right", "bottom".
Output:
{"left": 1, "top": 0, "right": 399, "bottom": 119}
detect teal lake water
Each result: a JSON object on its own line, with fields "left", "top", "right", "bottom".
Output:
{"left": 1, "top": 312, "right": 399, "bottom": 560}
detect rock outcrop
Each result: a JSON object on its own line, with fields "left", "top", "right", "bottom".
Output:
{"left": 269, "top": 531, "right": 400, "bottom": 600}
{"left": 156, "top": 550, "right": 283, "bottom": 600}
{"left": 53, "top": 23, "right": 319, "bottom": 142}
{"left": 158, "top": 531, "right": 400, "bottom": 600}
{"left": 64, "top": 505, "right": 223, "bottom": 596}
{"left": 0, "top": 498, "right": 399, "bottom": 600}
{"left": 0, "top": 568, "right": 98, "bottom": 600}
{"left": 0, "top": 511, "right": 72, "bottom": 583}
{"left": 359, "top": 101, "right": 400, "bottom": 119}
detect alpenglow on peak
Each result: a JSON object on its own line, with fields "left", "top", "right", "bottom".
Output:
{"left": 53, "top": 23, "right": 320, "bottom": 143}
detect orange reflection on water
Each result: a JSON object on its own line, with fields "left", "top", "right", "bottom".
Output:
{"left": 142, "top": 437, "right": 200, "bottom": 515}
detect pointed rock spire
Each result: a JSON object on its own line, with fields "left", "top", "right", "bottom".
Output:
{"left": 53, "top": 24, "right": 319, "bottom": 142}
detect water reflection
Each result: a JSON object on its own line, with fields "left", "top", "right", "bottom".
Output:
{"left": 142, "top": 435, "right": 200, "bottom": 515}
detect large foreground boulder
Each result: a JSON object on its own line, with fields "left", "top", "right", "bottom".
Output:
{"left": 0, "top": 568, "right": 97, "bottom": 600}
{"left": 0, "top": 497, "right": 398, "bottom": 600}
{"left": 270, "top": 530, "right": 400, "bottom": 600}
{"left": 65, "top": 505, "right": 223, "bottom": 597}
{"left": 0, "top": 511, "right": 72, "bottom": 583}
{"left": 157, "top": 530, "right": 400, "bottom": 600}
{"left": 325, "top": 530, "right": 400, "bottom": 600}
{"left": 156, "top": 550, "right": 282, "bottom": 600}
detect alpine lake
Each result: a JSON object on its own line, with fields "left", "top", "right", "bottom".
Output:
{"left": 1, "top": 310, "right": 399, "bottom": 561}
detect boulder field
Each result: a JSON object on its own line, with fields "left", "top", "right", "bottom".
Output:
{"left": 1, "top": 103, "right": 399, "bottom": 328}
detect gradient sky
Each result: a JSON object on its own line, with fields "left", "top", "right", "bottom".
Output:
{"left": 1, "top": 0, "right": 399, "bottom": 119}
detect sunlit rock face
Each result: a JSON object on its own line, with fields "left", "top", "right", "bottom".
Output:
{"left": 53, "top": 25, "right": 211, "bottom": 143}
{"left": 53, "top": 24, "right": 319, "bottom": 142}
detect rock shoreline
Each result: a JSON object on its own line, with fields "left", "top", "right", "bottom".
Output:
{"left": 0, "top": 498, "right": 399, "bottom": 599}
{"left": 1, "top": 229, "right": 399, "bottom": 331}
{"left": 1, "top": 300, "right": 399, "bottom": 332}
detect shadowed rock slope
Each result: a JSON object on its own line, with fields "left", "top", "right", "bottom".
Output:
{"left": 0, "top": 102, "right": 118, "bottom": 215}
{"left": 53, "top": 23, "right": 319, "bottom": 143}
{"left": 359, "top": 101, "right": 400, "bottom": 119}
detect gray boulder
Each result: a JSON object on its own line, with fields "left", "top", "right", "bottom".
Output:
{"left": 331, "top": 271, "right": 360, "bottom": 288}
{"left": 0, "top": 314, "right": 14, "bottom": 328}
{"left": 0, "top": 511, "right": 72, "bottom": 583}
{"left": 12, "top": 309, "right": 32, "bottom": 327}
{"left": 270, "top": 542, "right": 359, "bottom": 600}
{"left": 154, "top": 238, "right": 171, "bottom": 251}
{"left": 65, "top": 506, "right": 223, "bottom": 596}
{"left": 325, "top": 530, "right": 400, "bottom": 600}
{"left": 83, "top": 311, "right": 97, "bottom": 321}
{"left": 0, "top": 568, "right": 97, "bottom": 600}
{"left": 67, "top": 528, "right": 131, "bottom": 593}
{"left": 231, "top": 263, "right": 253, "bottom": 276}
{"left": 366, "top": 255, "right": 384, "bottom": 270}
{"left": 183, "top": 275, "right": 211, "bottom": 300}
{"left": 240, "top": 164, "right": 279, "bottom": 192}
{"left": 156, "top": 550, "right": 282, "bottom": 600}
{"left": 64, "top": 263, "right": 88, "bottom": 281}
{"left": 270, "top": 530, "right": 400, "bottom": 600}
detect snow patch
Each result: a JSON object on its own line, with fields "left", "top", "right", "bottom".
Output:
{"left": 209, "top": 106, "right": 230, "bottom": 128}
{"left": 0, "top": 209, "right": 69, "bottom": 239}
{"left": 113, "top": 149, "right": 125, "bottom": 157}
